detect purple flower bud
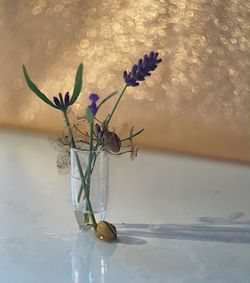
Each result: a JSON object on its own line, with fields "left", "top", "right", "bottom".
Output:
{"left": 88, "top": 93, "right": 100, "bottom": 116}
{"left": 130, "top": 81, "right": 140, "bottom": 87}
{"left": 95, "top": 123, "right": 101, "bottom": 135}
{"left": 88, "top": 102, "right": 98, "bottom": 116}
{"left": 89, "top": 93, "right": 100, "bottom": 103}
{"left": 123, "top": 71, "right": 128, "bottom": 79}
{"left": 131, "top": 64, "right": 138, "bottom": 76}
{"left": 149, "top": 51, "right": 154, "bottom": 58}
{"left": 53, "top": 97, "right": 62, "bottom": 109}
{"left": 64, "top": 92, "right": 70, "bottom": 107}
{"left": 95, "top": 123, "right": 105, "bottom": 139}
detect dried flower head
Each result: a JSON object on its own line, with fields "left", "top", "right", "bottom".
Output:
{"left": 129, "top": 126, "right": 139, "bottom": 160}
{"left": 104, "top": 131, "right": 121, "bottom": 153}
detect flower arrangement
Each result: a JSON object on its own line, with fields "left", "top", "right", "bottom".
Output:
{"left": 23, "top": 51, "right": 162, "bottom": 241}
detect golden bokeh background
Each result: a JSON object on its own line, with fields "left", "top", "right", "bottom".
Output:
{"left": 0, "top": 0, "right": 249, "bottom": 162}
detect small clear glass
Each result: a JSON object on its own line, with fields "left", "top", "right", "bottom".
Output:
{"left": 70, "top": 147, "right": 109, "bottom": 230}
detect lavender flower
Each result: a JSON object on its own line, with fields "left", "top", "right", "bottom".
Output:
{"left": 88, "top": 93, "right": 100, "bottom": 116}
{"left": 53, "top": 92, "right": 70, "bottom": 110}
{"left": 123, "top": 51, "right": 162, "bottom": 87}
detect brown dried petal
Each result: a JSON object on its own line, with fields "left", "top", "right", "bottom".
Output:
{"left": 104, "top": 132, "right": 121, "bottom": 153}
{"left": 130, "top": 143, "right": 139, "bottom": 161}
{"left": 56, "top": 151, "right": 70, "bottom": 175}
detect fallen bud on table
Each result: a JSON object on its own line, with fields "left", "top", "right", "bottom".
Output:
{"left": 96, "top": 221, "right": 117, "bottom": 242}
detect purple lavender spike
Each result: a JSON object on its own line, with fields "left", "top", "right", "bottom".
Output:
{"left": 122, "top": 51, "right": 162, "bottom": 87}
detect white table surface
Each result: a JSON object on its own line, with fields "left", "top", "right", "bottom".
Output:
{"left": 0, "top": 130, "right": 249, "bottom": 283}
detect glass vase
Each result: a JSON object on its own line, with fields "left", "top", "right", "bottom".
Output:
{"left": 70, "top": 147, "right": 109, "bottom": 230}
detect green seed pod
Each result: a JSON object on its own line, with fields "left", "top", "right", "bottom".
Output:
{"left": 104, "top": 132, "right": 121, "bottom": 153}
{"left": 96, "top": 221, "right": 117, "bottom": 242}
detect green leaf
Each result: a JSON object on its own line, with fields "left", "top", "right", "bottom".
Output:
{"left": 22, "top": 65, "right": 58, "bottom": 109}
{"left": 69, "top": 64, "right": 83, "bottom": 106}
{"left": 86, "top": 107, "right": 94, "bottom": 123}
{"left": 97, "top": 91, "right": 118, "bottom": 110}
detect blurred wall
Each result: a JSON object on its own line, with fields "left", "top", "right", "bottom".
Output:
{"left": 0, "top": 0, "right": 249, "bottom": 162}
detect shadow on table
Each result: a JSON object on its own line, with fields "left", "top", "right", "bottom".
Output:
{"left": 116, "top": 222, "right": 250, "bottom": 244}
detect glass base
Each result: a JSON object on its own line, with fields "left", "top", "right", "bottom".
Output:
{"left": 74, "top": 210, "right": 105, "bottom": 230}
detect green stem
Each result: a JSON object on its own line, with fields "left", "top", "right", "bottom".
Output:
{"left": 63, "top": 111, "right": 86, "bottom": 193}
{"left": 85, "top": 120, "right": 97, "bottom": 227}
{"left": 106, "top": 84, "right": 127, "bottom": 125}
{"left": 63, "top": 111, "right": 77, "bottom": 148}
{"left": 91, "top": 152, "right": 100, "bottom": 174}
{"left": 63, "top": 111, "right": 97, "bottom": 227}
{"left": 86, "top": 121, "right": 94, "bottom": 191}
{"left": 97, "top": 90, "right": 117, "bottom": 110}
{"left": 121, "top": 128, "right": 144, "bottom": 142}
